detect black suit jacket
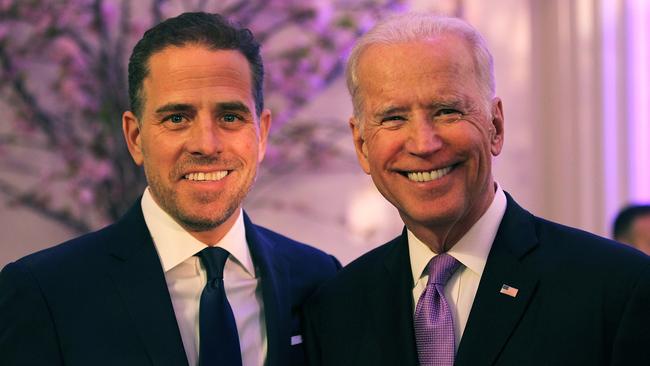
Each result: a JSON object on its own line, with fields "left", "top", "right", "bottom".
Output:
{"left": 0, "top": 201, "right": 340, "bottom": 366}
{"left": 304, "top": 193, "right": 650, "bottom": 366}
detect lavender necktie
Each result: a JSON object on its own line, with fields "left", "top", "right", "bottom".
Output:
{"left": 414, "top": 253, "right": 461, "bottom": 366}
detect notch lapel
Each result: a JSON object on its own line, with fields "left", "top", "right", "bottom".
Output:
{"left": 243, "top": 213, "right": 291, "bottom": 366}
{"left": 455, "top": 194, "right": 540, "bottom": 366}
{"left": 106, "top": 203, "right": 188, "bottom": 366}
{"left": 367, "top": 232, "right": 419, "bottom": 365}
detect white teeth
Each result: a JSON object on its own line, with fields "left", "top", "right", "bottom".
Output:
{"left": 407, "top": 166, "right": 452, "bottom": 182}
{"left": 184, "top": 171, "right": 228, "bottom": 181}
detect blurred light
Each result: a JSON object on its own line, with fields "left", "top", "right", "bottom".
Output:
{"left": 627, "top": 0, "right": 650, "bottom": 201}
{"left": 601, "top": 0, "right": 620, "bottom": 219}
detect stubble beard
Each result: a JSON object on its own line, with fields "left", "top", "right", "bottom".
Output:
{"left": 145, "top": 164, "right": 256, "bottom": 233}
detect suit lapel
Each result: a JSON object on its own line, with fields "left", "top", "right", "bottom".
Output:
{"left": 106, "top": 202, "right": 189, "bottom": 366}
{"left": 455, "top": 193, "right": 540, "bottom": 366}
{"left": 243, "top": 213, "right": 290, "bottom": 366}
{"left": 367, "top": 232, "right": 419, "bottom": 365}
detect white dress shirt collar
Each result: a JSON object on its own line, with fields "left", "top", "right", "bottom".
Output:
{"left": 140, "top": 187, "right": 256, "bottom": 277}
{"left": 408, "top": 184, "right": 507, "bottom": 285}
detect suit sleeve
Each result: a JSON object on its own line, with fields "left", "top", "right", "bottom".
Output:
{"left": 610, "top": 262, "right": 650, "bottom": 366}
{"left": 0, "top": 261, "right": 64, "bottom": 365}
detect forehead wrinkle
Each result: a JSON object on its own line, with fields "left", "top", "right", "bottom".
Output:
{"left": 144, "top": 72, "right": 254, "bottom": 113}
{"left": 156, "top": 73, "right": 250, "bottom": 92}
{"left": 165, "top": 62, "right": 248, "bottom": 77}
{"left": 146, "top": 49, "right": 252, "bottom": 92}
{"left": 364, "top": 78, "right": 467, "bottom": 111}
{"left": 359, "top": 40, "right": 476, "bottom": 84}
{"left": 362, "top": 55, "right": 468, "bottom": 88}
{"left": 357, "top": 40, "right": 483, "bottom": 120}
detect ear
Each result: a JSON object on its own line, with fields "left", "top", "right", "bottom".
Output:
{"left": 122, "top": 111, "right": 144, "bottom": 166}
{"left": 349, "top": 116, "right": 370, "bottom": 174}
{"left": 257, "top": 108, "right": 272, "bottom": 162}
{"left": 489, "top": 98, "right": 505, "bottom": 156}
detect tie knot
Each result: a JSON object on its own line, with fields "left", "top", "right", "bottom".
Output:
{"left": 427, "top": 253, "right": 461, "bottom": 285}
{"left": 197, "top": 246, "right": 230, "bottom": 281}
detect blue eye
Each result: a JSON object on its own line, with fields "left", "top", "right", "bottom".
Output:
{"left": 168, "top": 114, "right": 184, "bottom": 123}
{"left": 438, "top": 109, "right": 460, "bottom": 115}
{"left": 222, "top": 113, "right": 242, "bottom": 123}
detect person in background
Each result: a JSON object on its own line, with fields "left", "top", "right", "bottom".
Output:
{"left": 304, "top": 12, "right": 650, "bottom": 366}
{"left": 0, "top": 12, "right": 339, "bottom": 366}
{"left": 613, "top": 204, "right": 650, "bottom": 255}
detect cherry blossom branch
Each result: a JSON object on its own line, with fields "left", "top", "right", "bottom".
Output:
{"left": 0, "top": 178, "right": 92, "bottom": 233}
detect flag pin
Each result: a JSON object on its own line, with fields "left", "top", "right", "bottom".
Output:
{"left": 500, "top": 284, "right": 519, "bottom": 297}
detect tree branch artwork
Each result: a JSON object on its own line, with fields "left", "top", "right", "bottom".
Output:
{"left": 0, "top": 0, "right": 408, "bottom": 232}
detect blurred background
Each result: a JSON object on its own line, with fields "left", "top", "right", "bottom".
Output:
{"left": 1, "top": 0, "right": 648, "bottom": 266}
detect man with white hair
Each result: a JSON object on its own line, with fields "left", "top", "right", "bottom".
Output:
{"left": 304, "top": 13, "right": 650, "bottom": 366}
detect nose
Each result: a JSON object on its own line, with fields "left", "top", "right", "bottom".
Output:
{"left": 404, "top": 118, "right": 442, "bottom": 156}
{"left": 186, "top": 115, "right": 223, "bottom": 156}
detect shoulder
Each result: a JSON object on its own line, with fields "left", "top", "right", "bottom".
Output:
{"left": 246, "top": 222, "right": 343, "bottom": 312}
{"left": 533, "top": 216, "right": 649, "bottom": 271}
{"left": 3, "top": 222, "right": 119, "bottom": 277}
{"left": 248, "top": 222, "right": 341, "bottom": 274}
{"left": 1, "top": 201, "right": 144, "bottom": 286}
{"left": 310, "top": 234, "right": 405, "bottom": 302}
{"left": 503, "top": 192, "right": 649, "bottom": 275}
{"left": 254, "top": 225, "right": 330, "bottom": 258}
{"left": 0, "top": 220, "right": 124, "bottom": 325}
{"left": 342, "top": 235, "right": 404, "bottom": 276}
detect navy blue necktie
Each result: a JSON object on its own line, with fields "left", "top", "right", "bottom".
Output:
{"left": 197, "top": 247, "right": 242, "bottom": 366}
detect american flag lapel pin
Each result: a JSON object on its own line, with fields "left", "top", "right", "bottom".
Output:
{"left": 500, "top": 284, "right": 519, "bottom": 297}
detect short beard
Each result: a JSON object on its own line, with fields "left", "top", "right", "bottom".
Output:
{"left": 170, "top": 191, "right": 241, "bottom": 232}
{"left": 144, "top": 165, "right": 255, "bottom": 234}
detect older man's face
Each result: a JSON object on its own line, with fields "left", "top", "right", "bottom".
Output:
{"left": 123, "top": 45, "right": 270, "bottom": 242}
{"left": 350, "top": 35, "right": 504, "bottom": 247}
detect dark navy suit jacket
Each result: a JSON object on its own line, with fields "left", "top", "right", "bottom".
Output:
{"left": 0, "top": 201, "right": 340, "bottom": 366}
{"left": 304, "top": 193, "right": 650, "bottom": 366}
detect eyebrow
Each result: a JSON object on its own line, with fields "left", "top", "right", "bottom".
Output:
{"left": 153, "top": 101, "right": 252, "bottom": 115}
{"left": 216, "top": 101, "right": 252, "bottom": 115}
{"left": 154, "top": 103, "right": 195, "bottom": 114}
{"left": 375, "top": 106, "right": 410, "bottom": 118}
{"left": 428, "top": 100, "right": 465, "bottom": 109}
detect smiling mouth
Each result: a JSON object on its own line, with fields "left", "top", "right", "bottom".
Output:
{"left": 184, "top": 171, "right": 229, "bottom": 181}
{"left": 403, "top": 166, "right": 453, "bottom": 182}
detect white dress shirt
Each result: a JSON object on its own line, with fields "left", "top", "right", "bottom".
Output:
{"left": 141, "top": 188, "right": 267, "bottom": 366}
{"left": 409, "top": 185, "right": 507, "bottom": 349}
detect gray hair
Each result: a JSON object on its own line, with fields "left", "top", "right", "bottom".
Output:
{"left": 346, "top": 12, "right": 496, "bottom": 119}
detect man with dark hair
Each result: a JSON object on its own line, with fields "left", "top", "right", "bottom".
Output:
{"left": 127, "top": 12, "right": 265, "bottom": 119}
{"left": 613, "top": 204, "right": 650, "bottom": 255}
{"left": 0, "top": 12, "right": 339, "bottom": 366}
{"left": 304, "top": 12, "right": 650, "bottom": 366}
